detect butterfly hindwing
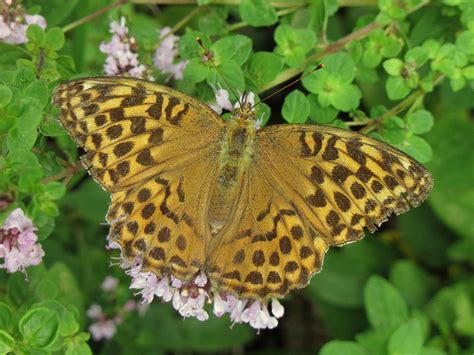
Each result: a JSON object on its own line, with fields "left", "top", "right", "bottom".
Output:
{"left": 54, "top": 77, "right": 224, "bottom": 280}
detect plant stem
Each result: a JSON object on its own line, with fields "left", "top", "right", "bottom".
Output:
{"left": 360, "top": 74, "right": 445, "bottom": 134}
{"left": 156, "top": 6, "right": 202, "bottom": 47}
{"left": 258, "top": 21, "right": 381, "bottom": 93}
{"left": 227, "top": 5, "right": 304, "bottom": 32}
{"left": 41, "top": 161, "right": 84, "bottom": 185}
{"left": 132, "top": 0, "right": 378, "bottom": 7}
{"left": 62, "top": 0, "right": 129, "bottom": 33}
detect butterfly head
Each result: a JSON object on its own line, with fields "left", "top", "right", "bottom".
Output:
{"left": 231, "top": 92, "right": 257, "bottom": 126}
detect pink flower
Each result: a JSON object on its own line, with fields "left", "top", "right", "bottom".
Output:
{"left": 153, "top": 27, "right": 188, "bottom": 81}
{"left": 118, "top": 251, "right": 286, "bottom": 330}
{"left": 101, "top": 276, "right": 119, "bottom": 292}
{"left": 87, "top": 304, "right": 117, "bottom": 341}
{"left": 0, "top": 3, "right": 47, "bottom": 44}
{"left": 100, "top": 17, "right": 148, "bottom": 79}
{"left": 0, "top": 208, "right": 44, "bottom": 273}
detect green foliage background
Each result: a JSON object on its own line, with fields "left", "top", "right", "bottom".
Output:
{"left": 0, "top": 0, "right": 473, "bottom": 353}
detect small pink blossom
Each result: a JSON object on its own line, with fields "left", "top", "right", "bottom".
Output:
{"left": 0, "top": 2, "right": 47, "bottom": 44}
{"left": 101, "top": 276, "right": 119, "bottom": 292}
{"left": 118, "top": 252, "right": 285, "bottom": 330}
{"left": 87, "top": 304, "right": 117, "bottom": 341}
{"left": 153, "top": 27, "right": 188, "bottom": 81}
{"left": 100, "top": 17, "right": 148, "bottom": 79}
{"left": 0, "top": 208, "right": 44, "bottom": 274}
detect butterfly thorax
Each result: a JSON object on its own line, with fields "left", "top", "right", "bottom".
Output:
{"left": 208, "top": 115, "right": 257, "bottom": 235}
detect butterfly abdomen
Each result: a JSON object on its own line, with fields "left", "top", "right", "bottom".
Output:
{"left": 208, "top": 120, "right": 256, "bottom": 234}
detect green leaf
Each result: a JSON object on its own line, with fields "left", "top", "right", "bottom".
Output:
{"left": 179, "top": 32, "right": 210, "bottom": 59}
{"left": 0, "top": 83, "right": 12, "bottom": 108}
{"left": 307, "top": 94, "right": 339, "bottom": 124}
{"left": 65, "top": 339, "right": 92, "bottom": 355}
{"left": 19, "top": 307, "right": 59, "bottom": 349}
{"left": 197, "top": 9, "right": 227, "bottom": 36}
{"left": 183, "top": 58, "right": 209, "bottom": 84}
{"left": 0, "top": 303, "right": 12, "bottom": 329}
{"left": 456, "top": 29, "right": 474, "bottom": 56}
{"left": 212, "top": 35, "right": 252, "bottom": 65}
{"left": 364, "top": 276, "right": 409, "bottom": 330}
{"left": 247, "top": 51, "right": 284, "bottom": 87}
{"left": 45, "top": 28, "right": 65, "bottom": 51}
{"left": 320, "top": 340, "right": 369, "bottom": 355}
{"left": 240, "top": 0, "right": 278, "bottom": 27}
{"left": 406, "top": 110, "right": 434, "bottom": 134}
{"left": 386, "top": 76, "right": 411, "bottom": 100}
{"left": 388, "top": 319, "right": 424, "bottom": 355}
{"left": 398, "top": 135, "right": 433, "bottom": 163}
{"left": 274, "top": 25, "right": 316, "bottom": 68}
{"left": 7, "top": 127, "right": 38, "bottom": 153}
{"left": 27, "top": 25, "right": 46, "bottom": 46}
{"left": 281, "top": 90, "right": 310, "bottom": 124}
{"left": 24, "top": 80, "right": 49, "bottom": 108}
{"left": 383, "top": 58, "right": 404, "bottom": 76}
{"left": 389, "top": 260, "right": 438, "bottom": 307}
{"left": 0, "top": 330, "right": 15, "bottom": 354}
{"left": 405, "top": 47, "right": 429, "bottom": 67}
{"left": 207, "top": 59, "right": 245, "bottom": 92}
{"left": 328, "top": 84, "right": 361, "bottom": 112}
{"left": 44, "top": 182, "right": 66, "bottom": 200}
{"left": 26, "top": 0, "right": 78, "bottom": 27}
{"left": 425, "top": 108, "right": 474, "bottom": 240}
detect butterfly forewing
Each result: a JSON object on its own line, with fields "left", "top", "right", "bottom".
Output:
{"left": 53, "top": 77, "right": 224, "bottom": 280}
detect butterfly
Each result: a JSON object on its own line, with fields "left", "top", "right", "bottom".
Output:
{"left": 53, "top": 76, "right": 433, "bottom": 301}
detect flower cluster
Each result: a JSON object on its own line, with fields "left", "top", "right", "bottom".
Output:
{"left": 87, "top": 276, "right": 144, "bottom": 341}
{"left": 153, "top": 27, "right": 188, "bottom": 81}
{"left": 87, "top": 303, "right": 120, "bottom": 341}
{"left": 121, "top": 256, "right": 285, "bottom": 330}
{"left": 99, "top": 17, "right": 148, "bottom": 79}
{"left": 0, "top": 1, "right": 47, "bottom": 44}
{"left": 0, "top": 208, "right": 44, "bottom": 273}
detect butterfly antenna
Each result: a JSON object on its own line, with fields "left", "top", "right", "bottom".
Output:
{"left": 250, "top": 64, "right": 325, "bottom": 110}
{"left": 196, "top": 37, "right": 242, "bottom": 107}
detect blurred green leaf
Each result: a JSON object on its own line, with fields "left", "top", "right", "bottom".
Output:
{"left": 45, "top": 28, "right": 65, "bottom": 51}
{"left": 397, "top": 135, "right": 433, "bottom": 163}
{"left": 0, "top": 303, "right": 12, "bottom": 330}
{"left": 0, "top": 84, "right": 12, "bottom": 108}
{"left": 425, "top": 108, "right": 474, "bottom": 239}
{"left": 364, "top": 276, "right": 409, "bottom": 330}
{"left": 406, "top": 110, "right": 434, "bottom": 134}
{"left": 0, "top": 330, "right": 15, "bottom": 354}
{"left": 388, "top": 319, "right": 424, "bottom": 355}
{"left": 320, "top": 340, "right": 369, "bottom": 355}
{"left": 390, "top": 260, "right": 438, "bottom": 307}
{"left": 240, "top": 0, "right": 278, "bottom": 27}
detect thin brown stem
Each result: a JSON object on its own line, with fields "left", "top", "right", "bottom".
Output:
{"left": 156, "top": 6, "right": 202, "bottom": 47}
{"left": 132, "top": 0, "right": 378, "bottom": 7}
{"left": 258, "top": 22, "right": 381, "bottom": 93}
{"left": 228, "top": 5, "right": 304, "bottom": 32}
{"left": 258, "top": 0, "right": 431, "bottom": 94}
{"left": 360, "top": 74, "right": 445, "bottom": 134}
{"left": 41, "top": 161, "right": 84, "bottom": 185}
{"left": 62, "top": 0, "right": 129, "bottom": 33}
